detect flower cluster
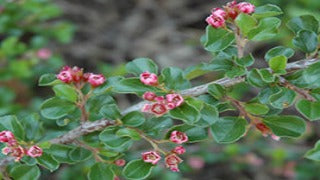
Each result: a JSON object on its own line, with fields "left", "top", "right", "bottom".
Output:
{"left": 140, "top": 71, "right": 158, "bottom": 86}
{"left": 0, "top": 131, "right": 43, "bottom": 161}
{"left": 206, "top": 1, "right": 255, "bottom": 28}
{"left": 141, "top": 131, "right": 188, "bottom": 172}
{"left": 57, "top": 66, "right": 106, "bottom": 87}
{"left": 255, "top": 123, "right": 280, "bottom": 141}
{"left": 141, "top": 92, "right": 184, "bottom": 116}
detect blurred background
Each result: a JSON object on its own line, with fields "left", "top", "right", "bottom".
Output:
{"left": 0, "top": 0, "right": 320, "bottom": 179}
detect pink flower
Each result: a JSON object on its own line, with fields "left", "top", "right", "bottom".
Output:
{"left": 166, "top": 94, "right": 184, "bottom": 108}
{"left": 150, "top": 102, "right": 168, "bottom": 116}
{"left": 57, "top": 70, "right": 73, "bottom": 83}
{"left": 115, "top": 159, "right": 126, "bottom": 167}
{"left": 166, "top": 103, "right": 176, "bottom": 110}
{"left": 206, "top": 14, "right": 225, "bottom": 28}
{"left": 0, "top": 131, "right": 16, "bottom": 145}
{"left": 154, "top": 96, "right": 165, "bottom": 102}
{"left": 70, "top": 66, "right": 84, "bottom": 82}
{"left": 225, "top": 0, "right": 239, "bottom": 19}
{"left": 165, "top": 153, "right": 183, "bottom": 172}
{"left": 142, "top": 104, "right": 151, "bottom": 113}
{"left": 2, "top": 147, "right": 12, "bottom": 155}
{"left": 187, "top": 156, "right": 205, "bottom": 170}
{"left": 87, "top": 73, "right": 106, "bottom": 87}
{"left": 36, "top": 48, "right": 52, "bottom": 60}
{"left": 142, "top": 151, "right": 161, "bottom": 165}
{"left": 237, "top": 2, "right": 255, "bottom": 14}
{"left": 170, "top": 131, "right": 188, "bottom": 144}
{"left": 212, "top": 8, "right": 227, "bottom": 18}
{"left": 143, "top": 92, "right": 157, "bottom": 101}
{"left": 172, "top": 146, "right": 186, "bottom": 155}
{"left": 27, "top": 145, "right": 43, "bottom": 158}
{"left": 255, "top": 123, "right": 270, "bottom": 137}
{"left": 271, "top": 134, "right": 280, "bottom": 141}
{"left": 11, "top": 146, "right": 25, "bottom": 162}
{"left": 140, "top": 71, "right": 158, "bottom": 86}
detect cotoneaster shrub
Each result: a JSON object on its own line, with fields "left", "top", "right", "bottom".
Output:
{"left": 0, "top": 1, "right": 320, "bottom": 179}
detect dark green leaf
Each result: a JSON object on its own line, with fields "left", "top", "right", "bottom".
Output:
{"left": 99, "top": 127, "right": 131, "bottom": 149}
{"left": 203, "top": 26, "right": 235, "bottom": 52}
{"left": 244, "top": 103, "right": 269, "bottom": 115}
{"left": 208, "top": 83, "right": 226, "bottom": 100}
{"left": 253, "top": 4, "right": 283, "bottom": 18}
{"left": 38, "top": 73, "right": 61, "bottom": 86}
{"left": 305, "top": 140, "right": 320, "bottom": 161}
{"left": 292, "top": 30, "right": 318, "bottom": 53}
{"left": 235, "top": 54, "right": 255, "bottom": 67}
{"left": 248, "top": 17, "right": 281, "bottom": 41}
{"left": 69, "top": 147, "right": 92, "bottom": 162}
{"left": 9, "top": 165, "right": 40, "bottom": 180}
{"left": 88, "top": 163, "right": 114, "bottom": 180}
{"left": 36, "top": 152, "right": 60, "bottom": 172}
{"left": 169, "top": 102, "right": 201, "bottom": 124}
{"left": 235, "top": 13, "right": 257, "bottom": 36}
{"left": 116, "top": 128, "right": 141, "bottom": 140}
{"left": 40, "top": 97, "right": 76, "bottom": 120}
{"left": 287, "top": 15, "right": 319, "bottom": 34}
{"left": 123, "top": 159, "right": 154, "bottom": 180}
{"left": 296, "top": 100, "right": 320, "bottom": 121}
{"left": 264, "top": 46, "right": 294, "bottom": 62}
{"left": 126, "top": 58, "right": 158, "bottom": 75}
{"left": 113, "top": 78, "right": 160, "bottom": 96}
{"left": 0, "top": 115, "right": 24, "bottom": 140}
{"left": 194, "top": 103, "right": 219, "bottom": 127}
{"left": 53, "top": 84, "right": 78, "bottom": 103}
{"left": 161, "top": 67, "right": 191, "bottom": 90}
{"left": 122, "top": 111, "right": 145, "bottom": 127}
{"left": 99, "top": 104, "right": 121, "bottom": 120}
{"left": 269, "top": 88, "right": 296, "bottom": 109}
{"left": 268, "top": 55, "right": 287, "bottom": 74}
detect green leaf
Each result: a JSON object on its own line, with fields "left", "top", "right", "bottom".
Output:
{"left": 88, "top": 163, "right": 114, "bottom": 180}
{"left": 116, "top": 128, "right": 141, "bottom": 140}
{"left": 258, "top": 69, "right": 275, "bottom": 82}
{"left": 0, "top": 115, "right": 24, "bottom": 140}
{"left": 265, "top": 46, "right": 294, "bottom": 62}
{"left": 247, "top": 69, "right": 269, "bottom": 87}
{"left": 287, "top": 15, "right": 319, "bottom": 34}
{"left": 36, "top": 152, "right": 60, "bottom": 172}
{"left": 38, "top": 73, "right": 61, "bottom": 86}
{"left": 161, "top": 67, "right": 191, "bottom": 90}
{"left": 113, "top": 78, "right": 160, "bottom": 96}
{"left": 268, "top": 55, "right": 287, "bottom": 74}
{"left": 40, "top": 97, "right": 76, "bottom": 120}
{"left": 207, "top": 56, "right": 234, "bottom": 72}
{"left": 87, "top": 95, "right": 115, "bottom": 121}
{"left": 99, "top": 104, "right": 121, "bottom": 120}
{"left": 166, "top": 124, "right": 208, "bottom": 143}
{"left": 244, "top": 103, "right": 269, "bottom": 115}
{"left": 194, "top": 103, "right": 219, "bottom": 127}
{"left": 210, "top": 117, "right": 247, "bottom": 143}
{"left": 269, "top": 88, "right": 296, "bottom": 109}
{"left": 183, "top": 63, "right": 211, "bottom": 80}
{"left": 122, "top": 111, "right": 145, "bottom": 127}
{"left": 263, "top": 115, "right": 306, "bottom": 137}
{"left": 253, "top": 4, "right": 283, "bottom": 18}
{"left": 305, "top": 140, "right": 320, "bottom": 161}
{"left": 141, "top": 116, "right": 173, "bottom": 135}
{"left": 258, "top": 87, "right": 281, "bottom": 104}
{"left": 169, "top": 102, "right": 201, "bottom": 124}
{"left": 69, "top": 147, "right": 92, "bottom": 162}
{"left": 248, "top": 17, "right": 281, "bottom": 41}
{"left": 53, "top": 84, "right": 78, "bottom": 103}
{"left": 296, "top": 100, "right": 320, "bottom": 121}
{"left": 235, "top": 54, "right": 255, "bottom": 67}
{"left": 99, "top": 127, "right": 131, "bottom": 149}
{"left": 292, "top": 30, "right": 318, "bottom": 53}
{"left": 126, "top": 58, "right": 158, "bottom": 75}
{"left": 9, "top": 165, "right": 40, "bottom": 180}
{"left": 123, "top": 159, "right": 154, "bottom": 180}
{"left": 225, "top": 64, "right": 246, "bottom": 78}
{"left": 203, "top": 26, "right": 235, "bottom": 52}
{"left": 21, "top": 113, "right": 43, "bottom": 141}
{"left": 235, "top": 13, "right": 257, "bottom": 36}
{"left": 208, "top": 84, "right": 226, "bottom": 100}
{"left": 47, "top": 144, "right": 75, "bottom": 164}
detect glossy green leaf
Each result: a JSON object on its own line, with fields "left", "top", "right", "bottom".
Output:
{"left": 194, "top": 103, "right": 219, "bottom": 127}
{"left": 88, "top": 163, "right": 114, "bottom": 180}
{"left": 269, "top": 55, "right": 287, "bottom": 74}
{"left": 305, "top": 140, "right": 320, "bottom": 161}
{"left": 53, "top": 84, "right": 78, "bottom": 103}
{"left": 69, "top": 147, "right": 92, "bottom": 162}
{"left": 169, "top": 102, "right": 201, "bottom": 124}
{"left": 263, "top": 115, "right": 306, "bottom": 137}
{"left": 21, "top": 113, "right": 43, "bottom": 141}
{"left": 235, "top": 13, "right": 257, "bottom": 36}
{"left": 244, "top": 103, "right": 269, "bottom": 115}
{"left": 122, "top": 111, "right": 145, "bottom": 127}
{"left": 99, "top": 127, "right": 131, "bottom": 149}
{"left": 40, "top": 97, "right": 76, "bottom": 120}
{"left": 269, "top": 88, "right": 296, "bottom": 109}
{"left": 208, "top": 83, "right": 226, "bottom": 100}
{"left": 287, "top": 15, "right": 319, "bottom": 34}
{"left": 116, "top": 128, "right": 141, "bottom": 140}
{"left": 210, "top": 117, "right": 247, "bottom": 143}
{"left": 248, "top": 17, "right": 281, "bottom": 41}
{"left": 99, "top": 104, "right": 121, "bottom": 120}
{"left": 203, "top": 26, "right": 235, "bottom": 52}
{"left": 38, "top": 73, "right": 61, "bottom": 86}
{"left": 253, "top": 4, "right": 283, "bottom": 18}
{"left": 161, "top": 67, "right": 191, "bottom": 90}
{"left": 36, "top": 152, "right": 60, "bottom": 172}
{"left": 296, "top": 100, "right": 320, "bottom": 121}
{"left": 247, "top": 69, "right": 269, "bottom": 87}
{"left": 9, "top": 165, "right": 40, "bottom": 180}
{"left": 235, "top": 54, "right": 255, "bottom": 67}
{"left": 264, "top": 46, "right": 294, "bottom": 62}
{"left": 292, "top": 30, "right": 318, "bottom": 53}
{"left": 123, "top": 159, "right": 154, "bottom": 180}
{"left": 47, "top": 144, "right": 75, "bottom": 164}
{"left": 126, "top": 58, "right": 158, "bottom": 75}
{"left": 113, "top": 78, "right": 160, "bottom": 96}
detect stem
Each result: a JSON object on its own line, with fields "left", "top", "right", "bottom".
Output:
{"left": 74, "top": 140, "right": 111, "bottom": 163}
{"left": 279, "top": 77, "right": 316, "bottom": 102}
{"left": 235, "top": 27, "right": 244, "bottom": 58}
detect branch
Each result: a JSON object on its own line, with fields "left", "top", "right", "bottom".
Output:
{"left": 0, "top": 58, "right": 319, "bottom": 168}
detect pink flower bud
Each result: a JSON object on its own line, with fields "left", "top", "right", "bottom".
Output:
{"left": 142, "top": 151, "right": 161, "bottom": 165}
{"left": 172, "top": 146, "right": 186, "bottom": 155}
{"left": 0, "top": 131, "right": 15, "bottom": 144}
{"left": 187, "top": 156, "right": 205, "bottom": 170}
{"left": 170, "top": 131, "right": 188, "bottom": 144}
{"left": 11, "top": 146, "right": 25, "bottom": 162}
{"left": 165, "top": 153, "right": 183, "bottom": 172}
{"left": 143, "top": 92, "right": 156, "bottom": 101}
{"left": 2, "top": 147, "right": 12, "bottom": 155}
{"left": 140, "top": 71, "right": 158, "bottom": 86}
{"left": 113, "top": 176, "right": 120, "bottom": 180}
{"left": 88, "top": 73, "right": 106, "bottom": 87}
{"left": 271, "top": 134, "right": 280, "bottom": 141}
{"left": 237, "top": 2, "right": 255, "bottom": 14}
{"left": 150, "top": 102, "right": 168, "bottom": 116}
{"left": 166, "top": 94, "right": 184, "bottom": 108}
{"left": 115, "top": 159, "right": 126, "bottom": 167}
{"left": 212, "top": 8, "right": 227, "bottom": 18}
{"left": 57, "top": 70, "right": 73, "bottom": 83}
{"left": 225, "top": 0, "right": 239, "bottom": 19}
{"left": 206, "top": 14, "right": 225, "bottom": 28}
{"left": 166, "top": 103, "right": 176, "bottom": 110}
{"left": 141, "top": 104, "right": 151, "bottom": 113}
{"left": 70, "top": 66, "right": 83, "bottom": 82}
{"left": 154, "top": 96, "right": 165, "bottom": 102}
{"left": 255, "top": 123, "right": 270, "bottom": 137}
{"left": 27, "top": 145, "right": 43, "bottom": 158}
{"left": 36, "top": 48, "right": 52, "bottom": 60}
